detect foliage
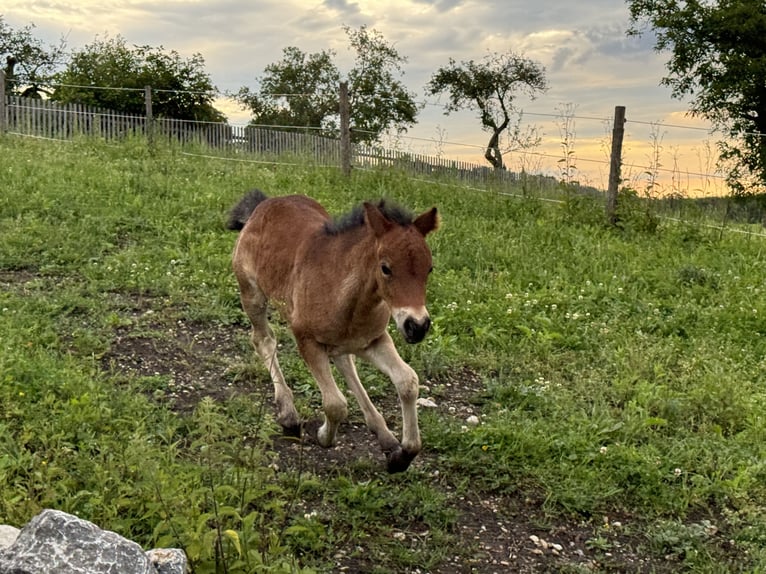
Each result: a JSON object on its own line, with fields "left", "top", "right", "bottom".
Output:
{"left": 0, "top": 15, "right": 67, "bottom": 97}
{"left": 234, "top": 26, "right": 418, "bottom": 144}
{"left": 627, "top": 0, "right": 766, "bottom": 194}
{"left": 52, "top": 34, "right": 225, "bottom": 122}
{"left": 426, "top": 50, "right": 547, "bottom": 170}
{"left": 234, "top": 47, "right": 340, "bottom": 132}
{"left": 2, "top": 134, "right": 766, "bottom": 572}
{"left": 343, "top": 25, "right": 419, "bottom": 144}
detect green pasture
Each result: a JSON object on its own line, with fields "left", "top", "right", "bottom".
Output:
{"left": 1, "top": 135, "right": 765, "bottom": 572}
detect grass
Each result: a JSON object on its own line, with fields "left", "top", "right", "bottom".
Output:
{"left": 2, "top": 133, "right": 766, "bottom": 572}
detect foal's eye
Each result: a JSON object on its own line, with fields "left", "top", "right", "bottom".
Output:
{"left": 381, "top": 263, "right": 392, "bottom": 276}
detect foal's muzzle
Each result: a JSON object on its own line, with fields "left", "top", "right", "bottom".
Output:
{"left": 403, "top": 315, "right": 431, "bottom": 344}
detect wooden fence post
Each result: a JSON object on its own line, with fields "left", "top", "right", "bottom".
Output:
{"left": 339, "top": 81, "right": 351, "bottom": 176}
{"left": 0, "top": 70, "right": 6, "bottom": 134}
{"left": 144, "top": 85, "right": 154, "bottom": 148}
{"left": 606, "top": 105, "right": 626, "bottom": 226}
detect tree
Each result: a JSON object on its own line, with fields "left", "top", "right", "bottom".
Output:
{"left": 344, "top": 25, "right": 419, "bottom": 143}
{"left": 52, "top": 35, "right": 225, "bottom": 122}
{"left": 234, "top": 26, "right": 418, "bottom": 144}
{"left": 427, "top": 51, "right": 547, "bottom": 170}
{"left": 234, "top": 47, "right": 340, "bottom": 131}
{"left": 627, "top": 0, "right": 766, "bottom": 195}
{"left": 0, "top": 16, "right": 67, "bottom": 97}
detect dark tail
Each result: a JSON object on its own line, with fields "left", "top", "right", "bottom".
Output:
{"left": 226, "top": 189, "right": 269, "bottom": 231}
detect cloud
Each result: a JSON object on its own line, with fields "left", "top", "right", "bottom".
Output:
{"left": 409, "top": 0, "right": 465, "bottom": 12}
{"left": 323, "top": 0, "right": 361, "bottom": 15}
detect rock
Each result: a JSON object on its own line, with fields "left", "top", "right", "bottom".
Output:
{"left": 416, "top": 397, "right": 438, "bottom": 408}
{"left": 466, "top": 415, "right": 480, "bottom": 426}
{"left": 0, "top": 525, "right": 19, "bottom": 550}
{"left": 147, "top": 548, "right": 188, "bottom": 574}
{"left": 0, "top": 509, "right": 187, "bottom": 574}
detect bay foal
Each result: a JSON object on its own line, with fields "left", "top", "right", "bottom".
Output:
{"left": 228, "top": 190, "right": 438, "bottom": 472}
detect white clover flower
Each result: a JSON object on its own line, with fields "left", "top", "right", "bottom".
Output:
{"left": 674, "top": 468, "right": 682, "bottom": 477}
{"left": 600, "top": 446, "right": 608, "bottom": 455}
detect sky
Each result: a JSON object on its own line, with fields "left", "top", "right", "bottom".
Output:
{"left": 3, "top": 0, "right": 722, "bottom": 194}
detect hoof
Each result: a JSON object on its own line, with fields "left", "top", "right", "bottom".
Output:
{"left": 281, "top": 422, "right": 302, "bottom": 438}
{"left": 303, "top": 419, "right": 324, "bottom": 442}
{"left": 386, "top": 447, "right": 417, "bottom": 474}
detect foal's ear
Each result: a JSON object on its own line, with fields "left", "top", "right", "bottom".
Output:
{"left": 413, "top": 207, "right": 439, "bottom": 236}
{"left": 364, "top": 202, "right": 393, "bottom": 238}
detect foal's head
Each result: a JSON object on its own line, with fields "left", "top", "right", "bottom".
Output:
{"left": 364, "top": 202, "right": 439, "bottom": 344}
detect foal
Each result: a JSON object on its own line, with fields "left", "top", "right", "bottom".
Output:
{"left": 228, "top": 190, "right": 439, "bottom": 473}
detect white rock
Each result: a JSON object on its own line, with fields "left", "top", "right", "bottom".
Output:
{"left": 0, "top": 525, "right": 20, "bottom": 550}
{"left": 416, "top": 397, "right": 438, "bottom": 408}
{"left": 466, "top": 415, "right": 480, "bottom": 426}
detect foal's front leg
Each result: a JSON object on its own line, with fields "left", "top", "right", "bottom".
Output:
{"left": 359, "top": 332, "right": 422, "bottom": 473}
{"left": 332, "top": 354, "right": 400, "bottom": 453}
{"left": 296, "top": 338, "right": 348, "bottom": 448}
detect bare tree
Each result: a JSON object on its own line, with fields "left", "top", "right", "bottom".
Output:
{"left": 427, "top": 51, "right": 547, "bottom": 170}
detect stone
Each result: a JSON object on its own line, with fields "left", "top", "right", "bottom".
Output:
{"left": 146, "top": 548, "right": 188, "bottom": 574}
{"left": 0, "top": 525, "right": 19, "bottom": 550}
{"left": 0, "top": 509, "right": 156, "bottom": 574}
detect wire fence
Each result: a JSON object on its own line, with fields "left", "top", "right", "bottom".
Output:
{"left": 0, "top": 93, "right": 537, "bottom": 189}
{"left": 4, "top": 82, "right": 766, "bottom": 230}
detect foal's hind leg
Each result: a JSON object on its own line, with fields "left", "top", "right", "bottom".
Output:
{"left": 239, "top": 281, "right": 300, "bottom": 435}
{"left": 332, "top": 354, "right": 400, "bottom": 453}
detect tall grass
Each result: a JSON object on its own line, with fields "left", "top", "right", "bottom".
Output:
{"left": 2, "top": 133, "right": 766, "bottom": 571}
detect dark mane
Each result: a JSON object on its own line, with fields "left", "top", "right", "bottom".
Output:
{"left": 324, "top": 199, "right": 414, "bottom": 235}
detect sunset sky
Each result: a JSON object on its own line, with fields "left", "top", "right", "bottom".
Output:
{"left": 3, "top": 1, "right": 723, "bottom": 194}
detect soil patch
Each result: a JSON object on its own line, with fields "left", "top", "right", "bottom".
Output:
{"left": 97, "top": 308, "right": 709, "bottom": 573}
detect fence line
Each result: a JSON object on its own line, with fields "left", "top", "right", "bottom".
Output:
{"left": 7, "top": 91, "right": 766, "bottom": 233}
{"left": 1, "top": 93, "right": 531, "bottom": 188}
